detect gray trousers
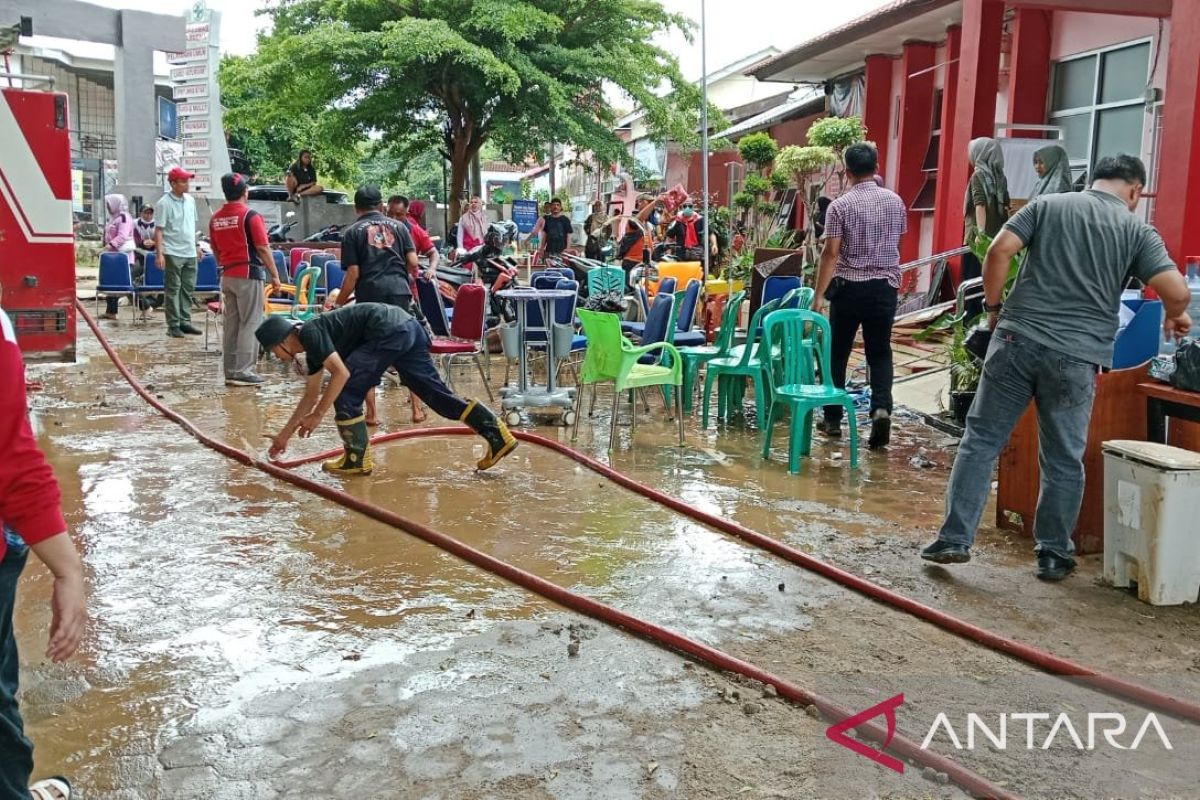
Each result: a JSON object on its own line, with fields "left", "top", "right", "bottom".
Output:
{"left": 220, "top": 276, "right": 264, "bottom": 378}
{"left": 164, "top": 254, "right": 197, "bottom": 331}
{"left": 937, "top": 329, "right": 1098, "bottom": 558}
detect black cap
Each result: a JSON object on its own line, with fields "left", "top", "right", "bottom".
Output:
{"left": 256, "top": 315, "right": 299, "bottom": 351}
{"left": 354, "top": 185, "right": 383, "bottom": 209}
{"left": 221, "top": 172, "right": 249, "bottom": 201}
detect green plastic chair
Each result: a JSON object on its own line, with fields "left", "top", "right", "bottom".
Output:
{"left": 760, "top": 308, "right": 859, "bottom": 472}
{"left": 572, "top": 309, "right": 684, "bottom": 451}
{"left": 267, "top": 265, "right": 323, "bottom": 321}
{"left": 677, "top": 290, "right": 746, "bottom": 413}
{"left": 700, "top": 295, "right": 784, "bottom": 429}
{"left": 587, "top": 265, "right": 626, "bottom": 296}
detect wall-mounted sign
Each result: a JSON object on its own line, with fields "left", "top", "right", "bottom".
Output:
{"left": 167, "top": 48, "right": 208, "bottom": 65}
{"left": 173, "top": 83, "right": 209, "bottom": 100}
{"left": 170, "top": 64, "right": 208, "bottom": 83}
{"left": 185, "top": 23, "right": 210, "bottom": 45}
{"left": 190, "top": 173, "right": 213, "bottom": 193}
{"left": 182, "top": 155, "right": 211, "bottom": 171}
{"left": 181, "top": 118, "right": 209, "bottom": 135}
{"left": 177, "top": 101, "right": 209, "bottom": 118}
{"left": 512, "top": 200, "right": 540, "bottom": 233}
{"left": 185, "top": 138, "right": 210, "bottom": 152}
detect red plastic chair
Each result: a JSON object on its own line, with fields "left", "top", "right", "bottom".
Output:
{"left": 288, "top": 248, "right": 312, "bottom": 277}
{"left": 429, "top": 283, "right": 493, "bottom": 399}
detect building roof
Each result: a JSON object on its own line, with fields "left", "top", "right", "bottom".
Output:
{"left": 480, "top": 161, "right": 528, "bottom": 174}
{"left": 749, "top": 0, "right": 962, "bottom": 84}
{"left": 714, "top": 86, "right": 826, "bottom": 141}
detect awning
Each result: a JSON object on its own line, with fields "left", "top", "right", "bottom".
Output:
{"left": 714, "top": 87, "right": 826, "bottom": 141}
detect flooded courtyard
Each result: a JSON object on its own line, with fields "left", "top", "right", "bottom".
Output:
{"left": 13, "top": 315, "right": 1200, "bottom": 800}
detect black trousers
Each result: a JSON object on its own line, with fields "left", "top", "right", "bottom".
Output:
{"left": 826, "top": 278, "right": 898, "bottom": 423}
{"left": 0, "top": 538, "right": 31, "bottom": 798}
{"left": 335, "top": 319, "right": 468, "bottom": 422}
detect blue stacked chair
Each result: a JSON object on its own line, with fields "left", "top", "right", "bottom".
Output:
{"left": 95, "top": 252, "right": 135, "bottom": 320}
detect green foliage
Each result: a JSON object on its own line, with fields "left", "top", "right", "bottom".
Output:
{"left": 742, "top": 173, "right": 771, "bottom": 195}
{"left": 756, "top": 201, "right": 779, "bottom": 217}
{"left": 361, "top": 147, "right": 447, "bottom": 203}
{"left": 732, "top": 191, "right": 755, "bottom": 210}
{"left": 737, "top": 132, "right": 780, "bottom": 171}
{"left": 723, "top": 249, "right": 754, "bottom": 283}
{"left": 807, "top": 116, "right": 868, "bottom": 152}
{"left": 766, "top": 229, "right": 799, "bottom": 249}
{"left": 239, "top": 0, "right": 703, "bottom": 217}
{"left": 775, "top": 145, "right": 837, "bottom": 182}
{"left": 490, "top": 188, "right": 513, "bottom": 204}
{"left": 520, "top": 179, "right": 533, "bottom": 200}
{"left": 769, "top": 170, "right": 791, "bottom": 192}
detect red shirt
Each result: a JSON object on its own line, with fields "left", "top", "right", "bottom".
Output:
{"left": 1, "top": 311, "right": 66, "bottom": 562}
{"left": 404, "top": 217, "right": 435, "bottom": 254}
{"left": 209, "top": 201, "right": 270, "bottom": 280}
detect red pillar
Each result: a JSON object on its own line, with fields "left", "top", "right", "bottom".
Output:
{"left": 934, "top": 0, "right": 1005, "bottom": 274}
{"left": 895, "top": 41, "right": 937, "bottom": 265}
{"left": 863, "top": 54, "right": 895, "bottom": 175}
{"left": 1154, "top": 1, "right": 1200, "bottom": 268}
{"left": 1006, "top": 8, "right": 1052, "bottom": 127}
{"left": 931, "top": 25, "right": 962, "bottom": 260}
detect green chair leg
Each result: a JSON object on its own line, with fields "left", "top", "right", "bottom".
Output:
{"left": 787, "top": 412, "right": 805, "bottom": 474}
{"left": 701, "top": 369, "right": 716, "bottom": 428}
{"left": 752, "top": 378, "right": 765, "bottom": 430}
{"left": 761, "top": 401, "right": 780, "bottom": 460}
{"left": 845, "top": 400, "right": 859, "bottom": 469}
{"left": 799, "top": 407, "right": 814, "bottom": 456}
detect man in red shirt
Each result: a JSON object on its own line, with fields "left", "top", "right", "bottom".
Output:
{"left": 1, "top": 310, "right": 87, "bottom": 799}
{"left": 387, "top": 195, "right": 440, "bottom": 277}
{"left": 209, "top": 173, "right": 282, "bottom": 387}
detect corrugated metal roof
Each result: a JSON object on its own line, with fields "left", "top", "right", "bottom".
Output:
{"left": 714, "top": 87, "right": 826, "bottom": 140}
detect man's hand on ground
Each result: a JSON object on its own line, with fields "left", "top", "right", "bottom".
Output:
{"left": 268, "top": 432, "right": 290, "bottom": 459}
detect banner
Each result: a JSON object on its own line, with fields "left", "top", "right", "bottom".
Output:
{"left": 511, "top": 199, "right": 540, "bottom": 233}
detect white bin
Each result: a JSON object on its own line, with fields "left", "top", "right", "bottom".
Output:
{"left": 1103, "top": 440, "right": 1200, "bottom": 606}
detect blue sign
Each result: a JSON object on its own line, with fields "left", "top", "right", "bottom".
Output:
{"left": 157, "top": 96, "right": 178, "bottom": 141}
{"left": 511, "top": 199, "right": 539, "bottom": 233}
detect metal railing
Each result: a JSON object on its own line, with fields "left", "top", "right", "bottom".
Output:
{"left": 895, "top": 246, "right": 971, "bottom": 319}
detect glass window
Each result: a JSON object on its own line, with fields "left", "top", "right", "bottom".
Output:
{"left": 1057, "top": 113, "right": 1092, "bottom": 162}
{"left": 1100, "top": 43, "right": 1151, "bottom": 104}
{"left": 1052, "top": 55, "right": 1096, "bottom": 111}
{"left": 1095, "top": 105, "right": 1145, "bottom": 161}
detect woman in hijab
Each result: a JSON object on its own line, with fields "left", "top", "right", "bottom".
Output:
{"left": 101, "top": 194, "right": 138, "bottom": 319}
{"left": 962, "top": 138, "right": 1010, "bottom": 312}
{"left": 1029, "top": 145, "right": 1074, "bottom": 200}
{"left": 456, "top": 195, "right": 489, "bottom": 252}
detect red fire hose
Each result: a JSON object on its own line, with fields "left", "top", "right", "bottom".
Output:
{"left": 72, "top": 300, "right": 1192, "bottom": 796}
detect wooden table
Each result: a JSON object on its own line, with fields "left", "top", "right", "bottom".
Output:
{"left": 1138, "top": 381, "right": 1200, "bottom": 443}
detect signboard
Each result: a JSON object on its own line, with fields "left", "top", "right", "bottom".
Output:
{"left": 185, "top": 137, "right": 211, "bottom": 152}
{"left": 173, "top": 83, "right": 208, "bottom": 100}
{"left": 157, "top": 96, "right": 178, "bottom": 141}
{"left": 177, "top": 101, "right": 209, "bottom": 118}
{"left": 167, "top": 48, "right": 208, "bottom": 65}
{"left": 185, "top": 23, "right": 210, "bottom": 45}
{"left": 190, "top": 173, "right": 213, "bottom": 193}
{"left": 182, "top": 155, "right": 211, "bottom": 171}
{"left": 511, "top": 199, "right": 540, "bottom": 233}
{"left": 170, "top": 64, "right": 208, "bottom": 83}
{"left": 181, "top": 118, "right": 209, "bottom": 135}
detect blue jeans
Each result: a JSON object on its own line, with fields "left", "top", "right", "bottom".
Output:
{"left": 0, "top": 529, "right": 33, "bottom": 799}
{"left": 937, "top": 330, "right": 1098, "bottom": 558}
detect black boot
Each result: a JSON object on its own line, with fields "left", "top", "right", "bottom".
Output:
{"left": 323, "top": 416, "right": 373, "bottom": 475}
{"left": 460, "top": 400, "right": 517, "bottom": 470}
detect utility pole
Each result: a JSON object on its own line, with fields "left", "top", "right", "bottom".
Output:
{"left": 701, "top": 0, "right": 711, "bottom": 286}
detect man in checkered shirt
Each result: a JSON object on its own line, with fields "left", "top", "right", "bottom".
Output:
{"left": 812, "top": 143, "right": 908, "bottom": 449}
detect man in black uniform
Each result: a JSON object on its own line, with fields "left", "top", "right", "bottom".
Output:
{"left": 337, "top": 186, "right": 420, "bottom": 310}
{"left": 256, "top": 304, "right": 517, "bottom": 475}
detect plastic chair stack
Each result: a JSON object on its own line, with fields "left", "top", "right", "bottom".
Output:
{"left": 760, "top": 308, "right": 859, "bottom": 471}
{"left": 429, "top": 283, "right": 493, "bottom": 400}
{"left": 95, "top": 252, "right": 136, "bottom": 321}
{"left": 195, "top": 254, "right": 221, "bottom": 293}
{"left": 701, "top": 295, "right": 785, "bottom": 429}
{"left": 586, "top": 266, "right": 626, "bottom": 296}
{"left": 677, "top": 290, "right": 746, "bottom": 413}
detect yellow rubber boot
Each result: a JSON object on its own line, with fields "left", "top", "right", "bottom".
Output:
{"left": 323, "top": 416, "right": 374, "bottom": 476}
{"left": 460, "top": 400, "right": 518, "bottom": 470}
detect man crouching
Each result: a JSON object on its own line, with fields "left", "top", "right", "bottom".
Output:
{"left": 256, "top": 303, "right": 516, "bottom": 474}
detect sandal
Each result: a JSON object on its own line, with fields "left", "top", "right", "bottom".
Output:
{"left": 30, "top": 776, "right": 72, "bottom": 799}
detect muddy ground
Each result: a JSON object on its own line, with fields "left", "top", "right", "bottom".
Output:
{"left": 12, "top": 308, "right": 1200, "bottom": 799}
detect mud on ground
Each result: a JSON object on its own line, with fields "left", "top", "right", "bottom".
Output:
{"left": 13, "top": 311, "right": 1200, "bottom": 799}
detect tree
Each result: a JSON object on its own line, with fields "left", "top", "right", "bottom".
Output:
{"left": 236, "top": 0, "right": 707, "bottom": 219}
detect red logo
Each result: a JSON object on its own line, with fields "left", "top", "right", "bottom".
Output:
{"left": 825, "top": 693, "right": 906, "bottom": 774}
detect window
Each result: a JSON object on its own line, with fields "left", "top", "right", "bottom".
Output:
{"left": 1049, "top": 41, "right": 1151, "bottom": 181}
{"left": 910, "top": 90, "right": 943, "bottom": 212}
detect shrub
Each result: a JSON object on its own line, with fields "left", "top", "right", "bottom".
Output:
{"left": 737, "top": 132, "right": 780, "bottom": 171}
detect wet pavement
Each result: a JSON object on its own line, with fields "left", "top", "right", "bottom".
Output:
{"left": 13, "top": 312, "right": 1200, "bottom": 799}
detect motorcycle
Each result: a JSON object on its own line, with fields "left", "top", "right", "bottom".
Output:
{"left": 435, "top": 221, "right": 521, "bottom": 325}
{"left": 268, "top": 211, "right": 298, "bottom": 243}
{"left": 303, "top": 224, "right": 342, "bottom": 243}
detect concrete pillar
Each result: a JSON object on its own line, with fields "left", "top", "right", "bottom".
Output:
{"left": 1153, "top": 0, "right": 1200, "bottom": 267}
{"left": 863, "top": 55, "right": 895, "bottom": 174}
{"left": 895, "top": 41, "right": 938, "bottom": 265}
{"left": 931, "top": 25, "right": 962, "bottom": 262}
{"left": 1006, "top": 8, "right": 1053, "bottom": 127}
{"left": 113, "top": 12, "right": 162, "bottom": 205}
{"left": 934, "top": 0, "right": 1005, "bottom": 277}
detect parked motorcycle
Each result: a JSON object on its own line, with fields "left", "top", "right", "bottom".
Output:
{"left": 268, "top": 211, "right": 298, "bottom": 243}
{"left": 436, "top": 221, "right": 520, "bottom": 324}
{"left": 303, "top": 224, "right": 342, "bottom": 243}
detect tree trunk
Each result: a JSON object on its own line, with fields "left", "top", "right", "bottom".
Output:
{"left": 447, "top": 131, "right": 484, "bottom": 223}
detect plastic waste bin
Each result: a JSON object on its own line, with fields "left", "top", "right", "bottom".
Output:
{"left": 1103, "top": 440, "right": 1200, "bottom": 605}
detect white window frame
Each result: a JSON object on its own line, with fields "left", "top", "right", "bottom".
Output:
{"left": 1048, "top": 37, "right": 1152, "bottom": 181}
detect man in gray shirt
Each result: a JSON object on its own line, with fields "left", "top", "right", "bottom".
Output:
{"left": 921, "top": 155, "right": 1192, "bottom": 581}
